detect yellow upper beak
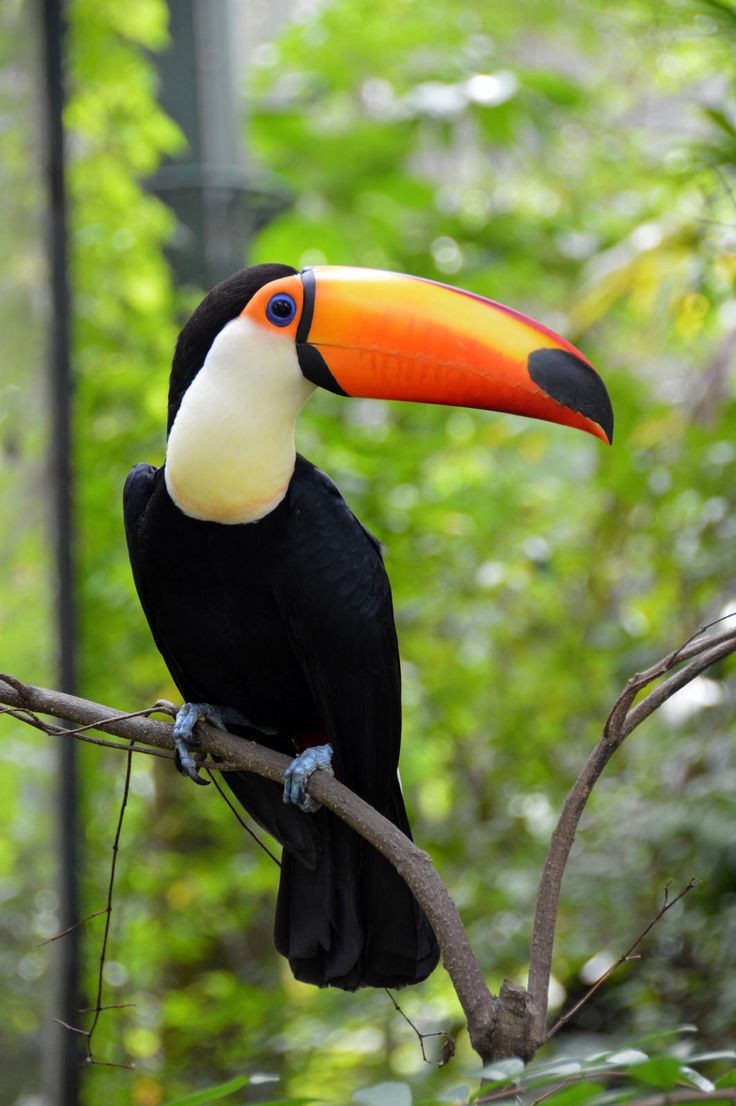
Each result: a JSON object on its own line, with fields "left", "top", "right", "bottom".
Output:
{"left": 241, "top": 265, "right": 614, "bottom": 444}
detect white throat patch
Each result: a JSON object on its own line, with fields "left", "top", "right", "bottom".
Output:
{"left": 165, "top": 316, "right": 315, "bottom": 524}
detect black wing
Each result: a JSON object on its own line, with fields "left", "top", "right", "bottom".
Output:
{"left": 123, "top": 462, "right": 158, "bottom": 626}
{"left": 273, "top": 460, "right": 402, "bottom": 811}
{"left": 123, "top": 462, "right": 177, "bottom": 674}
{"left": 123, "top": 460, "right": 324, "bottom": 865}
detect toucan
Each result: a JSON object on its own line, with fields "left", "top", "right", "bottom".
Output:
{"left": 124, "top": 263, "right": 613, "bottom": 991}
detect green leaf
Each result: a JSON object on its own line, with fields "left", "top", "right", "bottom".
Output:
{"left": 604, "top": 1050, "right": 649, "bottom": 1066}
{"left": 523, "top": 1059, "right": 585, "bottom": 1081}
{"left": 540, "top": 1082, "right": 607, "bottom": 1106}
{"left": 253, "top": 1100, "right": 321, "bottom": 1105}
{"left": 704, "top": 107, "right": 736, "bottom": 143}
{"left": 680, "top": 1066, "right": 716, "bottom": 1093}
{"left": 427, "top": 1088, "right": 472, "bottom": 1106}
{"left": 700, "top": 0, "right": 736, "bottom": 31}
{"left": 479, "top": 1056, "right": 525, "bottom": 1083}
{"left": 521, "top": 67, "right": 583, "bottom": 106}
{"left": 687, "top": 1052, "right": 736, "bottom": 1064}
{"left": 716, "top": 1069, "right": 736, "bottom": 1088}
{"left": 161, "top": 1076, "right": 250, "bottom": 1106}
{"left": 634, "top": 1025, "right": 698, "bottom": 1047}
{"left": 630, "top": 1057, "right": 683, "bottom": 1090}
{"left": 353, "top": 1083, "right": 413, "bottom": 1106}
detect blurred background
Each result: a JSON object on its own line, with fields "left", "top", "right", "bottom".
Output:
{"left": 1, "top": 0, "right": 736, "bottom": 1103}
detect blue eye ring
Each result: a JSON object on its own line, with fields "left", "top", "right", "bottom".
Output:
{"left": 266, "top": 292, "right": 297, "bottom": 327}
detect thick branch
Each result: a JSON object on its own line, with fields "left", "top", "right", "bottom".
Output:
{"left": 0, "top": 674, "right": 499, "bottom": 1062}
{"left": 526, "top": 624, "right": 736, "bottom": 1041}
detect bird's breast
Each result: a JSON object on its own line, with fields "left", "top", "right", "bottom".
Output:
{"left": 142, "top": 487, "right": 319, "bottom": 732}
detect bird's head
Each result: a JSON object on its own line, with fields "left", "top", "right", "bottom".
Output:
{"left": 165, "top": 262, "right": 612, "bottom": 523}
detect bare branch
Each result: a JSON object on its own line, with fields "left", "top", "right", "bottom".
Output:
{"left": 546, "top": 879, "right": 697, "bottom": 1040}
{"left": 526, "top": 623, "right": 736, "bottom": 1043}
{"left": 86, "top": 741, "right": 134, "bottom": 1066}
{"left": 53, "top": 1018, "right": 89, "bottom": 1037}
{"left": 205, "top": 768, "right": 282, "bottom": 868}
{"left": 0, "top": 674, "right": 499, "bottom": 1062}
{"left": 39, "top": 908, "right": 108, "bottom": 947}
{"left": 384, "top": 988, "right": 454, "bottom": 1066}
{"left": 78, "top": 1004, "right": 136, "bottom": 1013}
{"left": 82, "top": 1056, "right": 135, "bottom": 1071}
{"left": 0, "top": 703, "right": 175, "bottom": 761}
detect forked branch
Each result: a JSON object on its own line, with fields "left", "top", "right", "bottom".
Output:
{"left": 526, "top": 620, "right": 736, "bottom": 1044}
{"left": 1, "top": 619, "right": 734, "bottom": 1064}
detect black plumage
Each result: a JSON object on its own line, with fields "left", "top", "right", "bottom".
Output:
{"left": 124, "top": 266, "right": 439, "bottom": 988}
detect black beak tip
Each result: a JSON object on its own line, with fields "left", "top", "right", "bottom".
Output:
{"left": 528, "top": 347, "right": 614, "bottom": 445}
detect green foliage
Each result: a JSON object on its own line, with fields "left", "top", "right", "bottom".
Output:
{"left": 160, "top": 1031, "right": 736, "bottom": 1104}
{"left": 160, "top": 1074, "right": 250, "bottom": 1106}
{"left": 2, "top": 0, "right": 736, "bottom": 1103}
{"left": 249, "top": 0, "right": 736, "bottom": 1078}
{"left": 466, "top": 1035, "right": 736, "bottom": 1106}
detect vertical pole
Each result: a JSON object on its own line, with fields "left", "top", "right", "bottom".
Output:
{"left": 40, "top": 0, "right": 81, "bottom": 1102}
{"left": 152, "top": 0, "right": 286, "bottom": 288}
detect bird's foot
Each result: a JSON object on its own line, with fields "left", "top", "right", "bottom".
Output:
{"left": 172, "top": 702, "right": 234, "bottom": 786}
{"left": 173, "top": 703, "right": 279, "bottom": 785}
{"left": 283, "top": 743, "right": 334, "bottom": 813}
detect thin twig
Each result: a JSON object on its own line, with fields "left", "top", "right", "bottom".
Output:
{"left": 39, "top": 908, "right": 108, "bottom": 947}
{"left": 86, "top": 740, "right": 134, "bottom": 1065}
{"left": 49, "top": 704, "right": 176, "bottom": 737}
{"left": 384, "top": 988, "right": 454, "bottom": 1066}
{"left": 621, "top": 1093, "right": 736, "bottom": 1106}
{"left": 53, "top": 1018, "right": 89, "bottom": 1037}
{"left": 546, "top": 879, "right": 697, "bottom": 1039}
{"left": 206, "top": 769, "right": 282, "bottom": 868}
{"left": 527, "top": 1083, "right": 573, "bottom": 1106}
{"left": 82, "top": 1056, "right": 136, "bottom": 1070}
{"left": 79, "top": 1003, "right": 136, "bottom": 1013}
{"left": 0, "top": 705, "right": 174, "bottom": 760}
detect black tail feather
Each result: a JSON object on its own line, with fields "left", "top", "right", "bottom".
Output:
{"left": 224, "top": 771, "right": 439, "bottom": 989}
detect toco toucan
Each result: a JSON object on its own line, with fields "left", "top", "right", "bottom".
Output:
{"left": 124, "top": 263, "right": 613, "bottom": 990}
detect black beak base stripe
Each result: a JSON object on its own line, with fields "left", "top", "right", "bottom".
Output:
{"left": 296, "top": 343, "right": 348, "bottom": 396}
{"left": 296, "top": 268, "right": 349, "bottom": 395}
{"left": 297, "top": 267, "right": 316, "bottom": 344}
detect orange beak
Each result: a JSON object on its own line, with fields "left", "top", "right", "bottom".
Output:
{"left": 243, "top": 265, "right": 613, "bottom": 443}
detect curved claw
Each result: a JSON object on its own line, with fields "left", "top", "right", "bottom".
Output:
{"left": 172, "top": 702, "right": 213, "bottom": 787}
{"left": 171, "top": 701, "right": 281, "bottom": 788}
{"left": 174, "top": 742, "right": 210, "bottom": 786}
{"left": 283, "top": 743, "right": 334, "bottom": 813}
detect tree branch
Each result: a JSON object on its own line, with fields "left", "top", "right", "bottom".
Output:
{"left": 615, "top": 1092, "right": 736, "bottom": 1106}
{"left": 526, "top": 622, "right": 736, "bottom": 1043}
{"left": 0, "top": 673, "right": 500, "bottom": 1063}
{"left": 2, "top": 619, "right": 734, "bottom": 1065}
{"left": 545, "top": 878, "right": 697, "bottom": 1040}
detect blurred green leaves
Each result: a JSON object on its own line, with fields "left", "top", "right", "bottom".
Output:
{"left": 2, "top": 0, "right": 736, "bottom": 1103}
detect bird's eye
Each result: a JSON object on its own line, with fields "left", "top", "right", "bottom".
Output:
{"left": 265, "top": 293, "right": 297, "bottom": 327}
